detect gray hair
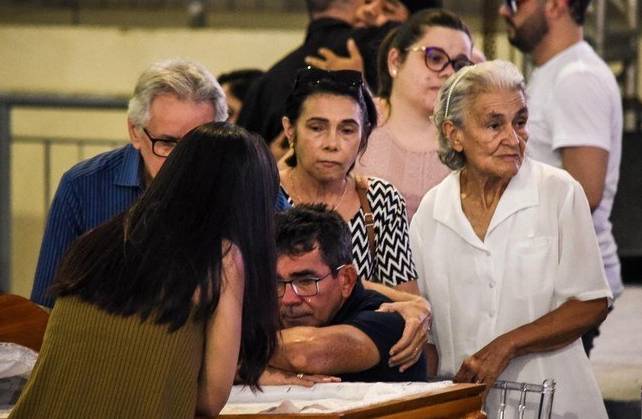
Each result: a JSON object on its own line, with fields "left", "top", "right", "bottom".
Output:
{"left": 127, "top": 58, "right": 227, "bottom": 127}
{"left": 433, "top": 60, "right": 525, "bottom": 170}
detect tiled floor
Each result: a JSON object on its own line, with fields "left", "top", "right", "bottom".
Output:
{"left": 591, "top": 285, "right": 642, "bottom": 417}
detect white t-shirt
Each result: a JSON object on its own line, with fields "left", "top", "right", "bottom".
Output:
{"left": 526, "top": 41, "right": 623, "bottom": 297}
{"left": 410, "top": 158, "right": 611, "bottom": 419}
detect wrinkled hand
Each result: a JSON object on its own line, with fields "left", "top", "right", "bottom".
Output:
{"left": 259, "top": 367, "right": 340, "bottom": 387}
{"left": 304, "top": 39, "right": 364, "bottom": 73}
{"left": 377, "top": 297, "right": 431, "bottom": 372}
{"left": 453, "top": 336, "right": 515, "bottom": 400}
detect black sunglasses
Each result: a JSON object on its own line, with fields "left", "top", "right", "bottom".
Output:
{"left": 293, "top": 67, "right": 364, "bottom": 92}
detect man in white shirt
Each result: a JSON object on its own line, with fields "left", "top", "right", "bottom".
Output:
{"left": 500, "top": 0, "right": 623, "bottom": 355}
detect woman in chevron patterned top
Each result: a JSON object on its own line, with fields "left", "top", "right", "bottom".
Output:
{"left": 279, "top": 67, "right": 432, "bottom": 372}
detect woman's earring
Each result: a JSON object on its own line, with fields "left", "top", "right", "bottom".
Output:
{"left": 289, "top": 141, "right": 295, "bottom": 150}
{"left": 452, "top": 140, "right": 463, "bottom": 152}
{"left": 391, "top": 69, "right": 398, "bottom": 77}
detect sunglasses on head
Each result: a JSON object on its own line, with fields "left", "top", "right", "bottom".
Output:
{"left": 293, "top": 67, "right": 364, "bottom": 92}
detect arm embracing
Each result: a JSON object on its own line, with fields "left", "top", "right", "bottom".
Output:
{"left": 269, "top": 325, "right": 380, "bottom": 375}
{"left": 367, "top": 281, "right": 431, "bottom": 369}
{"left": 197, "top": 245, "right": 245, "bottom": 416}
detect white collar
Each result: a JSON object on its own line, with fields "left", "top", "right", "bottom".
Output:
{"left": 432, "top": 158, "right": 539, "bottom": 249}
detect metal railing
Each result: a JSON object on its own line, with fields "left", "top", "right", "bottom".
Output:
{"left": 13, "top": 136, "right": 126, "bottom": 213}
{"left": 0, "top": 92, "right": 128, "bottom": 293}
{"left": 492, "top": 379, "right": 556, "bottom": 419}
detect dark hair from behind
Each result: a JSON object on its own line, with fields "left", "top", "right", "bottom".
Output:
{"left": 377, "top": 9, "right": 472, "bottom": 99}
{"left": 569, "top": 0, "right": 591, "bottom": 24}
{"left": 218, "top": 69, "right": 264, "bottom": 103}
{"left": 305, "top": 0, "right": 333, "bottom": 15}
{"left": 275, "top": 204, "right": 353, "bottom": 272}
{"left": 398, "top": 0, "right": 443, "bottom": 14}
{"left": 51, "top": 122, "right": 280, "bottom": 387}
{"left": 283, "top": 67, "right": 377, "bottom": 168}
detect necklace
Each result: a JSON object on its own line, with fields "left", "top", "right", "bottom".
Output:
{"left": 331, "top": 177, "right": 349, "bottom": 211}
{"left": 288, "top": 170, "right": 348, "bottom": 211}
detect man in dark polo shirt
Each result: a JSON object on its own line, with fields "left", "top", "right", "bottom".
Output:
{"left": 261, "top": 204, "right": 427, "bottom": 384}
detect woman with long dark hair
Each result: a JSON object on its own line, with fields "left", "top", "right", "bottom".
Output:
{"left": 10, "top": 122, "right": 280, "bottom": 418}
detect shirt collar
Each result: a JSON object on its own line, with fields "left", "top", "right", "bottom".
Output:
{"left": 432, "top": 157, "right": 539, "bottom": 249}
{"left": 329, "top": 277, "right": 365, "bottom": 325}
{"left": 114, "top": 144, "right": 144, "bottom": 189}
{"left": 487, "top": 157, "right": 539, "bottom": 232}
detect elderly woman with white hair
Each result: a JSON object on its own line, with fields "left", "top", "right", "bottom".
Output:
{"left": 410, "top": 60, "right": 610, "bottom": 418}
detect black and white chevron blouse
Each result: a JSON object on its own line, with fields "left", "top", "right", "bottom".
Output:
{"left": 281, "top": 177, "right": 418, "bottom": 287}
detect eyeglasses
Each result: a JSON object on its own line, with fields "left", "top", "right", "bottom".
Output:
{"left": 293, "top": 67, "right": 363, "bottom": 93}
{"left": 142, "top": 127, "right": 179, "bottom": 158}
{"left": 277, "top": 264, "right": 346, "bottom": 298}
{"left": 406, "top": 46, "right": 473, "bottom": 73}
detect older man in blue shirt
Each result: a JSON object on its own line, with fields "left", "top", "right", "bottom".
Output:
{"left": 31, "top": 59, "right": 289, "bottom": 308}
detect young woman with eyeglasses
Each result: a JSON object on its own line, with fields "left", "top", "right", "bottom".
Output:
{"left": 279, "top": 67, "right": 434, "bottom": 373}
{"left": 355, "top": 9, "right": 474, "bottom": 221}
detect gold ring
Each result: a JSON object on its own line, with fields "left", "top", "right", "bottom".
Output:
{"left": 296, "top": 373, "right": 304, "bottom": 379}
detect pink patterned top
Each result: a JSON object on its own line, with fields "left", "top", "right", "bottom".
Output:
{"left": 355, "top": 126, "right": 450, "bottom": 222}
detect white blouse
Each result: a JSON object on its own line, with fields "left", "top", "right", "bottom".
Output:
{"left": 410, "top": 158, "right": 611, "bottom": 419}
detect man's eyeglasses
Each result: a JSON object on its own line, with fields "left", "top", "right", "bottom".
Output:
{"left": 505, "top": 0, "right": 519, "bottom": 14}
{"left": 277, "top": 264, "right": 346, "bottom": 298}
{"left": 406, "top": 46, "right": 473, "bottom": 73}
{"left": 142, "top": 127, "right": 179, "bottom": 158}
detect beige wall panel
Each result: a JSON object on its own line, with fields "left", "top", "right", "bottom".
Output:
{"left": 11, "top": 108, "right": 128, "bottom": 140}
{"left": 0, "top": 25, "right": 303, "bottom": 94}
{"left": 11, "top": 144, "right": 46, "bottom": 297}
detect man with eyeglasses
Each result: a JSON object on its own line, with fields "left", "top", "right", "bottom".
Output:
{"left": 260, "top": 204, "right": 428, "bottom": 385}
{"left": 500, "top": 0, "right": 622, "bottom": 356}
{"left": 31, "top": 59, "right": 288, "bottom": 309}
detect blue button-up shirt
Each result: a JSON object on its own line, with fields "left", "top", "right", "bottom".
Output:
{"left": 31, "top": 144, "right": 289, "bottom": 307}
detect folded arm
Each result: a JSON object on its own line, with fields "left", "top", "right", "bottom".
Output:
{"left": 269, "top": 324, "right": 380, "bottom": 375}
